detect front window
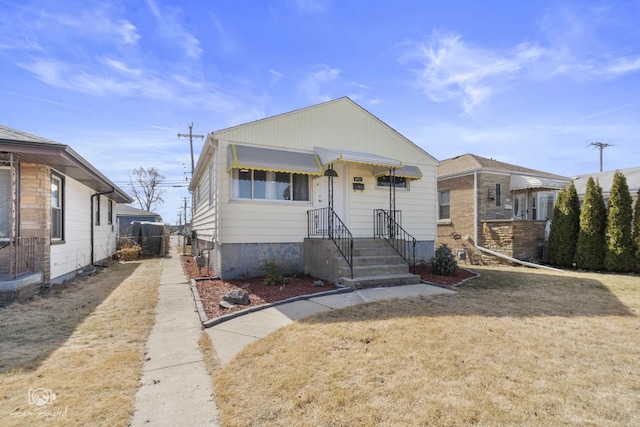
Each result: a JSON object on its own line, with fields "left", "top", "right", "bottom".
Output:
{"left": 535, "top": 191, "right": 555, "bottom": 220}
{"left": 51, "top": 173, "right": 64, "bottom": 240}
{"left": 513, "top": 191, "right": 556, "bottom": 220}
{"left": 231, "top": 169, "right": 309, "bottom": 201}
{"left": 0, "top": 167, "right": 11, "bottom": 238}
{"left": 438, "top": 190, "right": 450, "bottom": 220}
{"left": 377, "top": 176, "right": 408, "bottom": 189}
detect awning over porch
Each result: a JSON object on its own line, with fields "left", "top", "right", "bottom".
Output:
{"left": 314, "top": 147, "right": 402, "bottom": 168}
{"left": 227, "top": 144, "right": 323, "bottom": 175}
{"left": 374, "top": 165, "right": 422, "bottom": 180}
{"left": 510, "top": 174, "right": 568, "bottom": 191}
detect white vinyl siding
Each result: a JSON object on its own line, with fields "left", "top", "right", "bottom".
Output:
{"left": 50, "top": 175, "right": 117, "bottom": 281}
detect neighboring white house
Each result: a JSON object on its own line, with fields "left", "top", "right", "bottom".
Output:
{"left": 0, "top": 126, "right": 132, "bottom": 304}
{"left": 189, "top": 97, "right": 439, "bottom": 282}
{"left": 572, "top": 167, "right": 640, "bottom": 205}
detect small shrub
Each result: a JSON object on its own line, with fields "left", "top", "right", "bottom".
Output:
{"left": 431, "top": 244, "right": 459, "bottom": 276}
{"left": 113, "top": 240, "right": 142, "bottom": 261}
{"left": 263, "top": 260, "right": 287, "bottom": 286}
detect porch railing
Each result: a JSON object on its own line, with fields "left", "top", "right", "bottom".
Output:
{"left": 0, "top": 237, "right": 37, "bottom": 280}
{"left": 373, "top": 209, "right": 416, "bottom": 274}
{"left": 307, "top": 207, "right": 353, "bottom": 279}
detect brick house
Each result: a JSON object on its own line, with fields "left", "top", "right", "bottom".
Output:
{"left": 437, "top": 153, "right": 571, "bottom": 264}
{"left": 0, "top": 126, "right": 132, "bottom": 304}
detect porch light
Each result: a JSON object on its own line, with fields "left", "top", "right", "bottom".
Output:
{"left": 324, "top": 168, "right": 338, "bottom": 177}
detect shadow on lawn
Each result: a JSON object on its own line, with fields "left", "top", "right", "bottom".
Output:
{"left": 0, "top": 262, "right": 141, "bottom": 373}
{"left": 300, "top": 268, "right": 637, "bottom": 324}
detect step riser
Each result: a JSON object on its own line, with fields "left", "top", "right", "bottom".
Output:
{"left": 353, "top": 256, "right": 406, "bottom": 266}
{"left": 339, "top": 265, "right": 410, "bottom": 277}
{"left": 339, "top": 274, "right": 422, "bottom": 289}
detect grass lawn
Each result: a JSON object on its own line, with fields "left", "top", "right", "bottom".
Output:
{"left": 212, "top": 265, "right": 640, "bottom": 426}
{"left": 0, "top": 259, "right": 161, "bottom": 426}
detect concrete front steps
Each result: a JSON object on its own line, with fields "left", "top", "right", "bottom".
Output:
{"left": 337, "top": 238, "right": 421, "bottom": 289}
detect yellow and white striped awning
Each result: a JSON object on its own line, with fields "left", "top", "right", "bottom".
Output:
{"left": 314, "top": 147, "right": 402, "bottom": 168}
{"left": 374, "top": 165, "right": 422, "bottom": 180}
{"left": 227, "top": 144, "right": 323, "bottom": 175}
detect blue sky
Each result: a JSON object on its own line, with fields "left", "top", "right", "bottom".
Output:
{"left": 1, "top": 0, "right": 639, "bottom": 223}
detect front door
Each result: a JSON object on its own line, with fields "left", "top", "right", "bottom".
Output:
{"left": 315, "top": 163, "right": 347, "bottom": 224}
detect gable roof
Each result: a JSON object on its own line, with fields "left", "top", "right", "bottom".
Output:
{"left": 115, "top": 204, "right": 162, "bottom": 219}
{"left": 438, "top": 153, "right": 569, "bottom": 181}
{"left": 191, "top": 97, "right": 438, "bottom": 187}
{"left": 0, "top": 125, "right": 132, "bottom": 203}
{"left": 572, "top": 167, "right": 640, "bottom": 197}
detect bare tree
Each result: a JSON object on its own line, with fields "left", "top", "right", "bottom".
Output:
{"left": 129, "top": 167, "right": 166, "bottom": 212}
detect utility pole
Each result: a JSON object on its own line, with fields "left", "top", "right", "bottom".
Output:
{"left": 178, "top": 122, "right": 204, "bottom": 175}
{"left": 589, "top": 141, "right": 613, "bottom": 172}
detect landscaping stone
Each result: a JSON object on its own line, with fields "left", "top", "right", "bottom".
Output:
{"left": 222, "top": 289, "right": 250, "bottom": 305}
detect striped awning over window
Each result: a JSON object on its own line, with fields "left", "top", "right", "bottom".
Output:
{"left": 314, "top": 147, "right": 402, "bottom": 168}
{"left": 510, "top": 174, "right": 568, "bottom": 191}
{"left": 374, "top": 165, "right": 422, "bottom": 180}
{"left": 227, "top": 144, "right": 323, "bottom": 175}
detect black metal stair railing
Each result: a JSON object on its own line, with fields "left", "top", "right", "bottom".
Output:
{"left": 373, "top": 209, "right": 416, "bottom": 274}
{"left": 307, "top": 207, "right": 353, "bottom": 278}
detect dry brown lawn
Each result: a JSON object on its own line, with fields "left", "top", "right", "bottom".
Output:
{"left": 0, "top": 259, "right": 161, "bottom": 426}
{"left": 213, "top": 265, "right": 640, "bottom": 426}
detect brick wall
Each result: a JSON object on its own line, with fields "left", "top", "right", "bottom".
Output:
{"left": 480, "top": 220, "right": 546, "bottom": 262}
{"left": 19, "top": 163, "right": 51, "bottom": 280}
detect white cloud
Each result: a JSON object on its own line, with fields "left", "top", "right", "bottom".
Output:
{"left": 144, "top": 0, "right": 203, "bottom": 59}
{"left": 294, "top": 0, "right": 328, "bottom": 13}
{"left": 402, "top": 32, "right": 543, "bottom": 114}
{"left": 299, "top": 64, "right": 341, "bottom": 102}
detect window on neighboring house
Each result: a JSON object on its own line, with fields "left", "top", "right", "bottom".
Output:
{"left": 95, "top": 196, "right": 101, "bottom": 226}
{"left": 108, "top": 200, "right": 113, "bottom": 225}
{"left": 376, "top": 176, "right": 408, "bottom": 189}
{"left": 0, "top": 167, "right": 11, "bottom": 238}
{"left": 231, "top": 169, "right": 310, "bottom": 201}
{"left": 438, "top": 190, "right": 451, "bottom": 220}
{"left": 51, "top": 173, "right": 64, "bottom": 240}
{"left": 535, "top": 191, "right": 555, "bottom": 220}
{"left": 495, "top": 184, "right": 502, "bottom": 206}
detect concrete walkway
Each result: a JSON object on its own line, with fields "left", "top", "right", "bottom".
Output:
{"left": 131, "top": 242, "right": 220, "bottom": 426}
{"left": 205, "top": 283, "right": 456, "bottom": 366}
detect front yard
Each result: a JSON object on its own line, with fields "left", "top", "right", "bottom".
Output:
{"left": 212, "top": 265, "right": 640, "bottom": 426}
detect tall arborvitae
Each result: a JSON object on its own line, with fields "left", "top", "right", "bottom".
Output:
{"left": 548, "top": 182, "right": 581, "bottom": 267}
{"left": 634, "top": 189, "right": 640, "bottom": 268}
{"left": 576, "top": 177, "right": 606, "bottom": 270}
{"left": 604, "top": 170, "right": 635, "bottom": 272}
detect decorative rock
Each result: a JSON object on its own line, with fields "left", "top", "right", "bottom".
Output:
{"left": 222, "top": 289, "right": 250, "bottom": 305}
{"left": 313, "top": 280, "right": 325, "bottom": 287}
{"left": 219, "top": 300, "right": 236, "bottom": 309}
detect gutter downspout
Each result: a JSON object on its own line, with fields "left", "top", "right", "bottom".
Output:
{"left": 90, "top": 187, "right": 115, "bottom": 265}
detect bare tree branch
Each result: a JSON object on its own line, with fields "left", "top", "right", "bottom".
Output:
{"left": 129, "top": 167, "right": 166, "bottom": 212}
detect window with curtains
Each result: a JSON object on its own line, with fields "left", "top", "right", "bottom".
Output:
{"left": 231, "top": 169, "right": 310, "bottom": 201}
{"left": 376, "top": 176, "right": 408, "bottom": 189}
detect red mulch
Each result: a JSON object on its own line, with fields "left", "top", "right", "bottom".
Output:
{"left": 181, "top": 256, "right": 476, "bottom": 320}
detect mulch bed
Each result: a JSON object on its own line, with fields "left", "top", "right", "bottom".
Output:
{"left": 181, "top": 256, "right": 477, "bottom": 320}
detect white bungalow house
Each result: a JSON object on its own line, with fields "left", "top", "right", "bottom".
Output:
{"left": 189, "top": 97, "right": 439, "bottom": 287}
{"left": 0, "top": 126, "right": 132, "bottom": 304}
